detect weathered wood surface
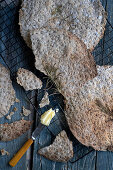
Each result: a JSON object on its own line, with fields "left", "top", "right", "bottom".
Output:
{"left": 0, "top": 0, "right": 113, "bottom": 170}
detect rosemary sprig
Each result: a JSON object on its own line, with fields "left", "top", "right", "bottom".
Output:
{"left": 51, "top": 5, "right": 62, "bottom": 15}
{"left": 95, "top": 99, "right": 113, "bottom": 116}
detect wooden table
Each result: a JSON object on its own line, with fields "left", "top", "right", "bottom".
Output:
{"left": 0, "top": 0, "right": 113, "bottom": 169}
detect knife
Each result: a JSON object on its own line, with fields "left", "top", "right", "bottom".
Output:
{"left": 9, "top": 108, "right": 56, "bottom": 167}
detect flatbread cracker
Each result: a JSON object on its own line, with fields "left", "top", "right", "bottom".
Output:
{"left": 39, "top": 92, "right": 50, "bottom": 108}
{"left": 0, "top": 64, "right": 16, "bottom": 118}
{"left": 17, "top": 68, "right": 42, "bottom": 91}
{"left": 38, "top": 130, "right": 73, "bottom": 162}
{"left": 19, "top": 0, "right": 107, "bottom": 50}
{"left": 30, "top": 28, "right": 97, "bottom": 100}
{"left": 65, "top": 66, "right": 113, "bottom": 151}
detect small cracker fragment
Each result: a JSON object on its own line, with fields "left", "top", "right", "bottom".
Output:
{"left": 0, "top": 149, "right": 9, "bottom": 156}
{"left": 17, "top": 68, "right": 42, "bottom": 91}
{"left": 0, "top": 63, "right": 16, "bottom": 118}
{"left": 13, "top": 107, "right": 18, "bottom": 112}
{"left": 15, "top": 98, "right": 20, "bottom": 103}
{"left": 22, "top": 106, "right": 31, "bottom": 116}
{"left": 6, "top": 112, "right": 14, "bottom": 120}
{"left": 38, "top": 130, "right": 73, "bottom": 162}
{"left": 39, "top": 92, "right": 50, "bottom": 108}
{"left": 0, "top": 120, "right": 32, "bottom": 141}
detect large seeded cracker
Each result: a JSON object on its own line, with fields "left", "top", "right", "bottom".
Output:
{"left": 19, "top": 0, "right": 107, "bottom": 50}
{"left": 30, "top": 27, "right": 97, "bottom": 100}
{"left": 65, "top": 66, "right": 113, "bottom": 151}
{"left": 0, "top": 120, "right": 32, "bottom": 141}
{"left": 0, "top": 64, "right": 16, "bottom": 118}
{"left": 17, "top": 68, "right": 42, "bottom": 91}
{"left": 38, "top": 130, "right": 73, "bottom": 162}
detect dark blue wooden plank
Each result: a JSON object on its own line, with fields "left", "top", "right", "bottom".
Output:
{"left": 67, "top": 151, "right": 96, "bottom": 170}
{"left": 96, "top": 151, "right": 113, "bottom": 170}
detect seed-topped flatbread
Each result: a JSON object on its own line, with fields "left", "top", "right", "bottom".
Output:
{"left": 38, "top": 130, "right": 73, "bottom": 162}
{"left": 30, "top": 27, "right": 97, "bottom": 100}
{"left": 0, "top": 120, "right": 32, "bottom": 141}
{"left": 19, "top": 0, "right": 107, "bottom": 50}
{"left": 17, "top": 68, "right": 42, "bottom": 91}
{"left": 0, "top": 64, "right": 16, "bottom": 118}
{"left": 65, "top": 66, "right": 113, "bottom": 151}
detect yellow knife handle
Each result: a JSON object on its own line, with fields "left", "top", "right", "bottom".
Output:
{"left": 9, "top": 139, "right": 33, "bottom": 167}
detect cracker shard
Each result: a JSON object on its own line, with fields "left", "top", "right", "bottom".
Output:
{"left": 38, "top": 131, "right": 73, "bottom": 162}
{"left": 0, "top": 63, "right": 16, "bottom": 118}
{"left": 39, "top": 92, "right": 50, "bottom": 108}
{"left": 0, "top": 149, "right": 9, "bottom": 156}
{"left": 31, "top": 27, "right": 97, "bottom": 99}
{"left": 17, "top": 68, "right": 42, "bottom": 91}
{"left": 0, "top": 120, "right": 32, "bottom": 141}
{"left": 23, "top": 106, "right": 31, "bottom": 116}
{"left": 65, "top": 66, "right": 113, "bottom": 151}
{"left": 19, "top": 0, "right": 107, "bottom": 50}
{"left": 6, "top": 112, "right": 14, "bottom": 120}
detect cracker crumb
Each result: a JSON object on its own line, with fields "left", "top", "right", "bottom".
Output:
{"left": 15, "top": 98, "right": 20, "bottom": 103}
{"left": 0, "top": 120, "right": 32, "bottom": 141}
{"left": 6, "top": 112, "right": 14, "bottom": 120}
{"left": 0, "top": 149, "right": 9, "bottom": 156}
{"left": 13, "top": 107, "right": 18, "bottom": 112}
{"left": 10, "top": 112, "right": 14, "bottom": 116}
{"left": 39, "top": 92, "right": 50, "bottom": 108}
{"left": 6, "top": 115, "right": 11, "bottom": 120}
{"left": 23, "top": 106, "right": 31, "bottom": 116}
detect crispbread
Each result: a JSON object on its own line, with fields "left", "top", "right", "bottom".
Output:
{"left": 38, "top": 130, "right": 73, "bottom": 162}
{"left": 39, "top": 92, "right": 50, "bottom": 108}
{"left": 22, "top": 106, "right": 31, "bottom": 116}
{"left": 19, "top": 0, "right": 107, "bottom": 50}
{"left": 30, "top": 27, "right": 97, "bottom": 100}
{"left": 17, "top": 68, "right": 42, "bottom": 90}
{"left": 0, "top": 120, "right": 32, "bottom": 141}
{"left": 65, "top": 66, "right": 113, "bottom": 151}
{"left": 0, "top": 64, "right": 16, "bottom": 118}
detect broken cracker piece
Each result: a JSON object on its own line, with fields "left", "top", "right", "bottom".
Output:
{"left": 39, "top": 92, "right": 50, "bottom": 108}
{"left": 6, "top": 115, "right": 11, "bottom": 120}
{"left": 23, "top": 106, "right": 31, "bottom": 116}
{"left": 17, "top": 68, "right": 42, "bottom": 91}
{"left": 38, "top": 130, "right": 73, "bottom": 162}
{"left": 0, "top": 63, "right": 16, "bottom": 118}
{"left": 0, "top": 149, "right": 9, "bottom": 156}
{"left": 6, "top": 112, "right": 14, "bottom": 120}
{"left": 15, "top": 98, "right": 20, "bottom": 103}
{"left": 13, "top": 107, "right": 18, "bottom": 112}
{"left": 0, "top": 120, "right": 32, "bottom": 141}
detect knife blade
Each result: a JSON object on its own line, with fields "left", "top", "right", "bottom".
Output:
{"left": 31, "top": 122, "right": 45, "bottom": 140}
